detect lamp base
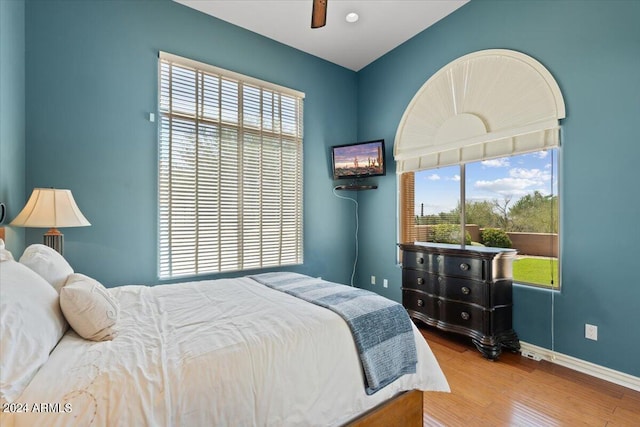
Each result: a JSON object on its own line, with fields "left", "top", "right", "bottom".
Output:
{"left": 43, "top": 228, "right": 64, "bottom": 255}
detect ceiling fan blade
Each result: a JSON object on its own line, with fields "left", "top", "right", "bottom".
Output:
{"left": 311, "top": 0, "right": 327, "bottom": 29}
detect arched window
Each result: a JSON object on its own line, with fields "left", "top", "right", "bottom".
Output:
{"left": 395, "top": 49, "right": 565, "bottom": 288}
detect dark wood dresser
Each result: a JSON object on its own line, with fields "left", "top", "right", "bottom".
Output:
{"left": 399, "top": 242, "right": 520, "bottom": 360}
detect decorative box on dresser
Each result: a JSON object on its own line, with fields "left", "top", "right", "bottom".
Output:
{"left": 399, "top": 242, "right": 520, "bottom": 360}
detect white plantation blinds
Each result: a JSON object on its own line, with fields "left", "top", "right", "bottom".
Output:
{"left": 158, "top": 52, "right": 304, "bottom": 279}
{"left": 394, "top": 49, "right": 565, "bottom": 173}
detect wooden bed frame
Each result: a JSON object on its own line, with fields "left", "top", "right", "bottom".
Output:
{"left": 346, "top": 389, "right": 423, "bottom": 426}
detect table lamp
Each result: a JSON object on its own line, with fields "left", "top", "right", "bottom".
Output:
{"left": 10, "top": 188, "right": 91, "bottom": 255}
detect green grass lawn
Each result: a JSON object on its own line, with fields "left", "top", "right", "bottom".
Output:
{"left": 513, "top": 257, "right": 559, "bottom": 288}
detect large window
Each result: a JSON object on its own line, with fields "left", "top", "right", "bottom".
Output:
{"left": 158, "top": 52, "right": 304, "bottom": 279}
{"left": 401, "top": 149, "right": 559, "bottom": 289}
{"left": 394, "top": 50, "right": 565, "bottom": 290}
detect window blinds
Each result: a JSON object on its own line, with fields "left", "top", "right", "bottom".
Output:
{"left": 399, "top": 172, "right": 416, "bottom": 245}
{"left": 394, "top": 49, "right": 565, "bottom": 173}
{"left": 158, "top": 52, "right": 304, "bottom": 279}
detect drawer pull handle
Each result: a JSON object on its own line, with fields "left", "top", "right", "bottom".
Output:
{"left": 461, "top": 312, "right": 470, "bottom": 320}
{"left": 418, "top": 257, "right": 425, "bottom": 264}
{"left": 417, "top": 299, "right": 424, "bottom": 307}
{"left": 459, "top": 263, "right": 470, "bottom": 271}
{"left": 417, "top": 277, "right": 424, "bottom": 285}
{"left": 437, "top": 256, "right": 442, "bottom": 263}
{"left": 461, "top": 286, "right": 470, "bottom": 295}
{"left": 437, "top": 300, "right": 442, "bottom": 306}
{"left": 437, "top": 276, "right": 443, "bottom": 283}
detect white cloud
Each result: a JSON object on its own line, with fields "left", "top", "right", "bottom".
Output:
{"left": 427, "top": 174, "right": 440, "bottom": 181}
{"left": 452, "top": 174, "right": 460, "bottom": 181}
{"left": 475, "top": 177, "right": 537, "bottom": 196}
{"left": 474, "top": 166, "right": 553, "bottom": 198}
{"left": 535, "top": 151, "right": 549, "bottom": 159}
{"left": 466, "top": 151, "right": 557, "bottom": 201}
{"left": 482, "top": 158, "right": 510, "bottom": 168}
{"left": 509, "top": 168, "right": 550, "bottom": 181}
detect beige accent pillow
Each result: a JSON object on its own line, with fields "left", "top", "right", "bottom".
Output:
{"left": 19, "top": 244, "right": 74, "bottom": 292}
{"left": 60, "top": 273, "right": 119, "bottom": 341}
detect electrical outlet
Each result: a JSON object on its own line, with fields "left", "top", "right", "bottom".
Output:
{"left": 371, "top": 275, "right": 376, "bottom": 285}
{"left": 585, "top": 324, "right": 598, "bottom": 341}
{"left": 521, "top": 349, "right": 542, "bottom": 361}
{"left": 383, "top": 279, "right": 388, "bottom": 288}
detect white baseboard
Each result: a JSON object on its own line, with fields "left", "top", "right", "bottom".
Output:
{"left": 519, "top": 341, "right": 640, "bottom": 392}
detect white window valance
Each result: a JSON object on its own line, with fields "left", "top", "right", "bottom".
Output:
{"left": 394, "top": 49, "right": 566, "bottom": 173}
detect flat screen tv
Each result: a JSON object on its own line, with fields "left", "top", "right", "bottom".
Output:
{"left": 331, "top": 139, "right": 386, "bottom": 180}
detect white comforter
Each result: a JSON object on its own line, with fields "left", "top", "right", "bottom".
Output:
{"left": 4, "top": 276, "right": 448, "bottom": 426}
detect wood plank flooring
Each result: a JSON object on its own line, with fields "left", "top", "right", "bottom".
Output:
{"left": 419, "top": 326, "right": 640, "bottom": 426}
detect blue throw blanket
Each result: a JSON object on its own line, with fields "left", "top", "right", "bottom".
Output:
{"left": 250, "top": 272, "right": 417, "bottom": 395}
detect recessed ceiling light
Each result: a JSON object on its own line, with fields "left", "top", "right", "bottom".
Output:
{"left": 345, "top": 12, "right": 359, "bottom": 23}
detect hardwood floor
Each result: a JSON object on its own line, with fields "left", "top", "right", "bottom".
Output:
{"left": 419, "top": 326, "right": 640, "bottom": 426}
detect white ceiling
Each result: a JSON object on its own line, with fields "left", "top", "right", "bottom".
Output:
{"left": 174, "top": 0, "right": 469, "bottom": 71}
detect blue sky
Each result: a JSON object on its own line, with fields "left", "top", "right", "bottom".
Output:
{"left": 414, "top": 150, "right": 558, "bottom": 216}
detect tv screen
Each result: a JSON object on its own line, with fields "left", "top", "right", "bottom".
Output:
{"left": 331, "top": 139, "right": 386, "bottom": 180}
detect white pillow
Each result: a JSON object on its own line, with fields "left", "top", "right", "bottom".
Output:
{"left": 19, "top": 244, "right": 74, "bottom": 292}
{"left": 0, "top": 260, "right": 68, "bottom": 404}
{"left": 60, "top": 273, "right": 119, "bottom": 342}
{"left": 0, "top": 239, "right": 14, "bottom": 262}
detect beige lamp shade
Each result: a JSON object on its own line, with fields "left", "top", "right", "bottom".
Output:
{"left": 11, "top": 188, "right": 91, "bottom": 228}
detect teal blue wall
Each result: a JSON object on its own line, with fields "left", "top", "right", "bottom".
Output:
{"left": 24, "top": 0, "right": 357, "bottom": 286}
{"left": 20, "top": 0, "right": 640, "bottom": 378}
{"left": 355, "top": 0, "right": 640, "bottom": 376}
{"left": 0, "top": 0, "right": 26, "bottom": 254}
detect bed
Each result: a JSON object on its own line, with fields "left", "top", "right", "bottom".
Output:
{"left": 0, "top": 240, "right": 449, "bottom": 426}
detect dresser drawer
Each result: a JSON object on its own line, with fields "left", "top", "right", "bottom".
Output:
{"left": 403, "top": 269, "right": 486, "bottom": 305}
{"left": 401, "top": 269, "right": 438, "bottom": 294}
{"left": 402, "top": 290, "right": 438, "bottom": 318}
{"left": 436, "top": 276, "right": 486, "bottom": 305}
{"left": 403, "top": 251, "right": 434, "bottom": 271}
{"left": 403, "top": 250, "right": 485, "bottom": 280}
{"left": 439, "top": 300, "right": 485, "bottom": 332}
{"left": 435, "top": 254, "right": 485, "bottom": 280}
